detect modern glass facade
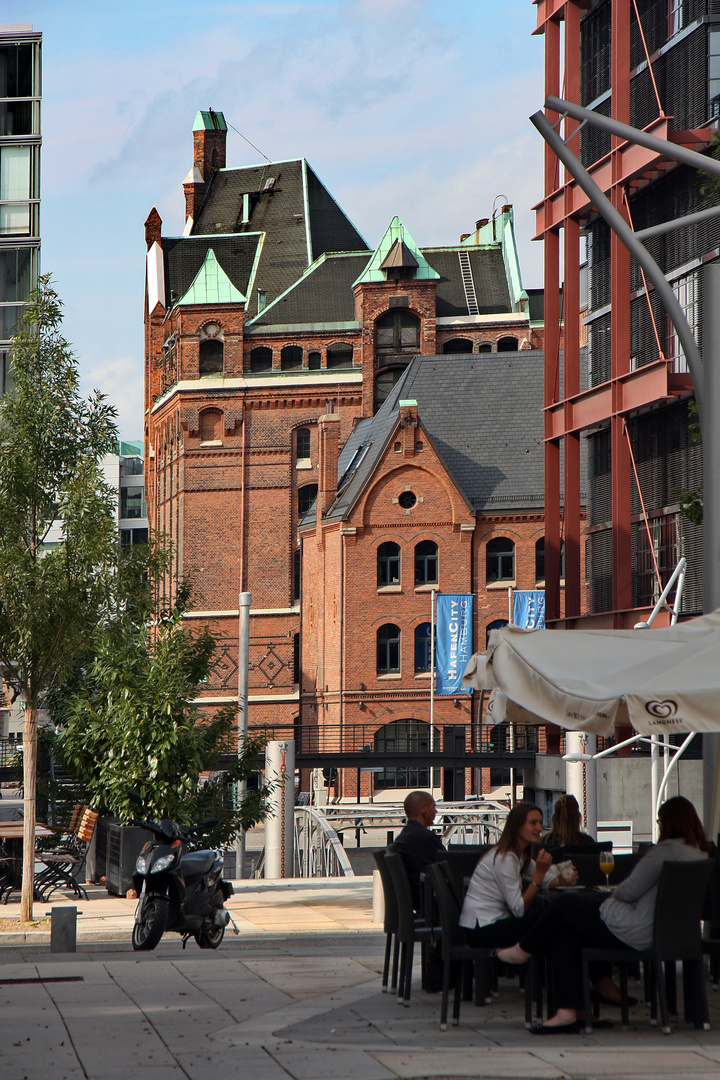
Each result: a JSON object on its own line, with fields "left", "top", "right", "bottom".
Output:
{"left": 0, "top": 25, "right": 40, "bottom": 393}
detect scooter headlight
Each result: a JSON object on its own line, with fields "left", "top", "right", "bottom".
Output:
{"left": 150, "top": 853, "right": 177, "bottom": 873}
{"left": 135, "top": 854, "right": 149, "bottom": 874}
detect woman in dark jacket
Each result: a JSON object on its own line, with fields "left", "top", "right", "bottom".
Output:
{"left": 541, "top": 794, "right": 594, "bottom": 849}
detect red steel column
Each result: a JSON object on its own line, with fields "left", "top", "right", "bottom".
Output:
{"left": 610, "top": 0, "right": 633, "bottom": 621}
{"left": 544, "top": 13, "right": 562, "bottom": 621}
{"left": 563, "top": 1, "right": 582, "bottom": 619}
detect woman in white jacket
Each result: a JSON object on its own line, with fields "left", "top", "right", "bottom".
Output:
{"left": 460, "top": 802, "right": 559, "bottom": 947}
{"left": 498, "top": 795, "right": 711, "bottom": 1034}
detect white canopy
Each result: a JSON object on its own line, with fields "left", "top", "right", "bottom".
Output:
{"left": 462, "top": 610, "right": 720, "bottom": 737}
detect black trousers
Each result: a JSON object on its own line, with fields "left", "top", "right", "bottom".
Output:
{"left": 464, "top": 907, "right": 542, "bottom": 949}
{"left": 518, "top": 893, "right": 626, "bottom": 1009}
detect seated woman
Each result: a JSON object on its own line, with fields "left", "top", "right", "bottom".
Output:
{"left": 541, "top": 794, "right": 595, "bottom": 849}
{"left": 498, "top": 795, "right": 711, "bottom": 1034}
{"left": 459, "top": 802, "right": 559, "bottom": 948}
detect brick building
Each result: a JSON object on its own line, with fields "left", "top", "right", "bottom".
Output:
{"left": 297, "top": 351, "right": 579, "bottom": 801}
{"left": 144, "top": 109, "right": 551, "bottom": 740}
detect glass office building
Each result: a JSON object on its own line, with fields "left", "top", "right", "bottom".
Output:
{"left": 0, "top": 24, "right": 41, "bottom": 394}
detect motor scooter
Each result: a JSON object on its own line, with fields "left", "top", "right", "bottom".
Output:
{"left": 128, "top": 794, "right": 235, "bottom": 951}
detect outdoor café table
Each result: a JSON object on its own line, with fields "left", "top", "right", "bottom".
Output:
{"left": 0, "top": 822, "right": 54, "bottom": 902}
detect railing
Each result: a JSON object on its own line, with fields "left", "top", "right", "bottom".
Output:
{"left": 247, "top": 723, "right": 540, "bottom": 756}
{"left": 293, "top": 806, "right": 354, "bottom": 877}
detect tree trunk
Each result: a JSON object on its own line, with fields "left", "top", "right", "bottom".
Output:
{"left": 21, "top": 702, "right": 37, "bottom": 922}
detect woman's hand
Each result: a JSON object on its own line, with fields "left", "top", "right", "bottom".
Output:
{"left": 535, "top": 847, "right": 553, "bottom": 875}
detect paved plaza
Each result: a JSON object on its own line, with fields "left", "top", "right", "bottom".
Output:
{"left": 1, "top": 878, "right": 720, "bottom": 1079}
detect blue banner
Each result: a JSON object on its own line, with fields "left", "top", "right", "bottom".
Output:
{"left": 513, "top": 590, "right": 545, "bottom": 630}
{"left": 435, "top": 594, "right": 473, "bottom": 695}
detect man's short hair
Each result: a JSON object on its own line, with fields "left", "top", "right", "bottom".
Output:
{"left": 404, "top": 790, "right": 433, "bottom": 819}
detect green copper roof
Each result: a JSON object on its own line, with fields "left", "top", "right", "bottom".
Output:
{"left": 178, "top": 249, "right": 246, "bottom": 306}
{"left": 192, "top": 109, "right": 228, "bottom": 132}
{"left": 353, "top": 216, "right": 439, "bottom": 286}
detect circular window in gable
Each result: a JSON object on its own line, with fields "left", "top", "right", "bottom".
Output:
{"left": 398, "top": 490, "right": 417, "bottom": 509}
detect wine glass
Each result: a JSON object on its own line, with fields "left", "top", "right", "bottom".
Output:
{"left": 599, "top": 851, "right": 615, "bottom": 890}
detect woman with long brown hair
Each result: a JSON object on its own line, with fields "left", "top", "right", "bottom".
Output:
{"left": 542, "top": 794, "right": 594, "bottom": 848}
{"left": 459, "top": 802, "right": 559, "bottom": 947}
{"left": 497, "top": 796, "right": 711, "bottom": 1034}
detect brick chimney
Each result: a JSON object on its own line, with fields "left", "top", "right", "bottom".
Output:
{"left": 193, "top": 108, "right": 227, "bottom": 182}
{"left": 144, "top": 207, "right": 162, "bottom": 251}
{"left": 318, "top": 401, "right": 341, "bottom": 515}
{"left": 183, "top": 166, "right": 205, "bottom": 225}
{"left": 398, "top": 399, "right": 418, "bottom": 458}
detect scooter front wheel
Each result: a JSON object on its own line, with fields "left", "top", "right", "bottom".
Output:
{"left": 195, "top": 922, "right": 225, "bottom": 949}
{"left": 132, "top": 895, "right": 169, "bottom": 951}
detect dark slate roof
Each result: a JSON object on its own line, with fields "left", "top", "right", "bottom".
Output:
{"left": 162, "top": 234, "right": 260, "bottom": 304}
{"left": 249, "top": 245, "right": 515, "bottom": 329}
{"left": 316, "top": 351, "right": 549, "bottom": 523}
{"left": 189, "top": 159, "right": 368, "bottom": 318}
{"left": 425, "top": 248, "right": 512, "bottom": 316}
{"left": 248, "top": 253, "right": 367, "bottom": 329}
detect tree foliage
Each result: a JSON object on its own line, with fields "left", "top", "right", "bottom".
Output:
{"left": 52, "top": 578, "right": 268, "bottom": 847}
{"left": 0, "top": 275, "right": 119, "bottom": 918}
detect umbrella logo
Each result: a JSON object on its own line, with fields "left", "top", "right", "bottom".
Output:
{"left": 645, "top": 699, "right": 678, "bottom": 719}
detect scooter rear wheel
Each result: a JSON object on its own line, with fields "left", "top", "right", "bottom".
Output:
{"left": 195, "top": 922, "right": 225, "bottom": 949}
{"left": 132, "top": 895, "right": 169, "bottom": 951}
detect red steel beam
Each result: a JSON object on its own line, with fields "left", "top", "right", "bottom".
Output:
{"left": 544, "top": 361, "right": 691, "bottom": 439}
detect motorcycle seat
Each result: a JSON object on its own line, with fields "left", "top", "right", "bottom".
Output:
{"left": 180, "top": 850, "right": 216, "bottom": 877}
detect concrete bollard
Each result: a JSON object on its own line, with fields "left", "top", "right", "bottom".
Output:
{"left": 48, "top": 907, "right": 79, "bottom": 952}
{"left": 372, "top": 869, "right": 384, "bottom": 924}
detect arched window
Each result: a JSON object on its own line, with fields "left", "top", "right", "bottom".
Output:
{"left": 250, "top": 346, "right": 272, "bottom": 372}
{"left": 486, "top": 537, "right": 515, "bottom": 582}
{"left": 486, "top": 619, "right": 508, "bottom": 648}
{"left": 415, "top": 540, "right": 438, "bottom": 585}
{"left": 497, "top": 336, "right": 519, "bottom": 352}
{"left": 281, "top": 345, "right": 303, "bottom": 370}
{"left": 414, "top": 623, "right": 432, "bottom": 672}
{"left": 535, "top": 537, "right": 545, "bottom": 581}
{"left": 374, "top": 719, "right": 440, "bottom": 789}
{"left": 537, "top": 537, "right": 565, "bottom": 580}
{"left": 296, "top": 427, "right": 311, "bottom": 462}
{"left": 298, "top": 483, "right": 318, "bottom": 517}
{"left": 374, "top": 366, "right": 406, "bottom": 411}
{"left": 377, "top": 623, "right": 400, "bottom": 674}
{"left": 376, "top": 309, "right": 420, "bottom": 359}
{"left": 327, "top": 343, "right": 353, "bottom": 369}
{"left": 377, "top": 541, "right": 400, "bottom": 586}
{"left": 199, "top": 338, "right": 224, "bottom": 375}
{"left": 199, "top": 408, "right": 223, "bottom": 443}
{"left": 478, "top": 342, "right": 492, "bottom": 352}
{"left": 308, "top": 351, "right": 322, "bottom": 370}
{"left": 442, "top": 338, "right": 473, "bottom": 354}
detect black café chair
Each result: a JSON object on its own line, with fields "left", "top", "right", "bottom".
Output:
{"left": 700, "top": 854, "right": 720, "bottom": 984}
{"left": 435, "top": 845, "right": 492, "bottom": 901}
{"left": 427, "top": 861, "right": 497, "bottom": 1030}
{"left": 384, "top": 850, "right": 441, "bottom": 1006}
{"left": 581, "top": 858, "right": 714, "bottom": 1035}
{"left": 372, "top": 848, "right": 400, "bottom": 994}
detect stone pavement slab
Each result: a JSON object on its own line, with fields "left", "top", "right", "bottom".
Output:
{"left": 369, "top": 1049, "right": 564, "bottom": 1078}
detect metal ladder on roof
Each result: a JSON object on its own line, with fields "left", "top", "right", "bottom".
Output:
{"left": 458, "top": 251, "right": 479, "bottom": 315}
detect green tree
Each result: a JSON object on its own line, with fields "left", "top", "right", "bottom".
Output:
{"left": 0, "top": 276, "right": 119, "bottom": 920}
{"left": 55, "top": 579, "right": 268, "bottom": 842}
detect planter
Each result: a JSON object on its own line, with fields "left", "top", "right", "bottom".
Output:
{"left": 105, "top": 824, "right": 152, "bottom": 896}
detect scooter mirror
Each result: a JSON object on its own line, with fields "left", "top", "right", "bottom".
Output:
{"left": 198, "top": 818, "right": 219, "bottom": 831}
{"left": 127, "top": 792, "right": 143, "bottom": 807}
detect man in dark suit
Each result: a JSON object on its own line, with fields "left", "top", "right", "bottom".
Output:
{"left": 394, "top": 790, "right": 446, "bottom": 912}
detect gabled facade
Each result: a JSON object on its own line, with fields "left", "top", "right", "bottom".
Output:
{"left": 144, "top": 110, "right": 546, "bottom": 730}
{"left": 298, "top": 353, "right": 583, "bottom": 800}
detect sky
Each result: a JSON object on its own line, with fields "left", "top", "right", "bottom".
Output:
{"left": 4, "top": 0, "right": 547, "bottom": 438}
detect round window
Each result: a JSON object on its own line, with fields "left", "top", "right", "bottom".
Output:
{"left": 398, "top": 491, "right": 417, "bottom": 509}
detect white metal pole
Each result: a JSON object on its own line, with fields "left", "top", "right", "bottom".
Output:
{"left": 430, "top": 589, "right": 436, "bottom": 797}
{"left": 265, "top": 739, "right": 295, "bottom": 878}
{"left": 235, "top": 591, "right": 251, "bottom": 878}
{"left": 651, "top": 737, "right": 661, "bottom": 842}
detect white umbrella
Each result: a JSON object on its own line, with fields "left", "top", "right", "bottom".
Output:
{"left": 462, "top": 609, "right": 720, "bottom": 737}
